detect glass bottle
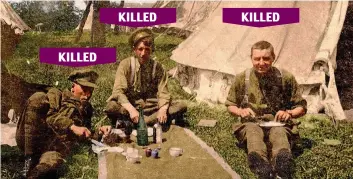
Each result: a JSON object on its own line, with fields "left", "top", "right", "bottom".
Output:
{"left": 153, "top": 123, "right": 162, "bottom": 144}
{"left": 137, "top": 108, "right": 148, "bottom": 146}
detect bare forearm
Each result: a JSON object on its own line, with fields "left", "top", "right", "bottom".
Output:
{"left": 287, "top": 106, "right": 305, "bottom": 118}
{"left": 228, "top": 106, "right": 241, "bottom": 116}
{"left": 160, "top": 103, "right": 169, "bottom": 111}
{"left": 121, "top": 102, "right": 136, "bottom": 113}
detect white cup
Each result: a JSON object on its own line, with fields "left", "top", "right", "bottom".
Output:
{"left": 126, "top": 153, "right": 141, "bottom": 163}
{"left": 169, "top": 147, "right": 183, "bottom": 157}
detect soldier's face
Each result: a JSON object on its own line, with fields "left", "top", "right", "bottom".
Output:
{"left": 71, "top": 83, "right": 93, "bottom": 101}
{"left": 251, "top": 49, "right": 274, "bottom": 74}
{"left": 134, "top": 41, "right": 152, "bottom": 64}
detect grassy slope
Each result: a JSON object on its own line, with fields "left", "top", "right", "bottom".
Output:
{"left": 1, "top": 31, "right": 353, "bottom": 179}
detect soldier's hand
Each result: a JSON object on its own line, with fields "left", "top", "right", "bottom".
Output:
{"left": 238, "top": 108, "right": 256, "bottom": 118}
{"left": 157, "top": 108, "right": 168, "bottom": 124}
{"left": 129, "top": 108, "right": 139, "bottom": 123}
{"left": 99, "top": 125, "right": 112, "bottom": 137}
{"left": 274, "top": 110, "right": 291, "bottom": 122}
{"left": 70, "top": 124, "right": 91, "bottom": 138}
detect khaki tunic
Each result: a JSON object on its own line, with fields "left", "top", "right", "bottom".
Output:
{"left": 226, "top": 67, "right": 306, "bottom": 160}
{"left": 106, "top": 57, "right": 186, "bottom": 125}
{"left": 16, "top": 88, "right": 93, "bottom": 177}
{"left": 109, "top": 56, "right": 170, "bottom": 108}
{"left": 225, "top": 67, "right": 306, "bottom": 115}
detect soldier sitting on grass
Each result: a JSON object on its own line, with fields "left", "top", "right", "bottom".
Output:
{"left": 16, "top": 70, "right": 111, "bottom": 178}
{"left": 226, "top": 41, "right": 307, "bottom": 179}
{"left": 105, "top": 28, "right": 187, "bottom": 132}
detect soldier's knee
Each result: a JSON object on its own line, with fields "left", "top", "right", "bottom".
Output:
{"left": 270, "top": 127, "right": 287, "bottom": 136}
{"left": 28, "top": 92, "right": 49, "bottom": 110}
{"left": 176, "top": 101, "right": 187, "bottom": 112}
{"left": 47, "top": 88, "right": 61, "bottom": 95}
{"left": 244, "top": 123, "right": 263, "bottom": 136}
{"left": 105, "top": 101, "right": 128, "bottom": 116}
{"left": 244, "top": 122, "right": 260, "bottom": 130}
{"left": 29, "top": 151, "right": 64, "bottom": 178}
{"left": 169, "top": 100, "right": 187, "bottom": 114}
{"left": 105, "top": 101, "right": 119, "bottom": 113}
{"left": 39, "top": 151, "right": 64, "bottom": 168}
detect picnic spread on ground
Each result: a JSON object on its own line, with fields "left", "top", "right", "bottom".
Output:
{"left": 92, "top": 125, "right": 237, "bottom": 179}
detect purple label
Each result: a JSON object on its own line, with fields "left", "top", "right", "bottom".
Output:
{"left": 223, "top": 8, "right": 299, "bottom": 27}
{"left": 100, "top": 8, "right": 176, "bottom": 27}
{"left": 40, "top": 48, "right": 116, "bottom": 67}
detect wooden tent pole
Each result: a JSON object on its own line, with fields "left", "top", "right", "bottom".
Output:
{"left": 75, "top": 1, "right": 92, "bottom": 43}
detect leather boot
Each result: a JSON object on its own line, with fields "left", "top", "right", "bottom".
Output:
{"left": 274, "top": 149, "right": 293, "bottom": 179}
{"left": 28, "top": 163, "right": 56, "bottom": 179}
{"left": 248, "top": 152, "right": 273, "bottom": 179}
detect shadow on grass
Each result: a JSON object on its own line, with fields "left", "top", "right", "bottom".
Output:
{"left": 1, "top": 145, "right": 24, "bottom": 179}
{"left": 292, "top": 138, "right": 315, "bottom": 158}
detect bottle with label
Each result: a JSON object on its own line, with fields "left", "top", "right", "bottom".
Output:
{"left": 137, "top": 108, "right": 148, "bottom": 146}
{"left": 153, "top": 123, "right": 162, "bottom": 144}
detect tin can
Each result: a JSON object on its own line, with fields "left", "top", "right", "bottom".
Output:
{"left": 151, "top": 149, "right": 159, "bottom": 159}
{"left": 145, "top": 148, "right": 152, "bottom": 157}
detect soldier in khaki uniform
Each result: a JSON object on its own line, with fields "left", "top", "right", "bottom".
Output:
{"left": 226, "top": 41, "right": 307, "bottom": 179}
{"left": 105, "top": 28, "right": 187, "bottom": 128}
{"left": 15, "top": 70, "right": 111, "bottom": 178}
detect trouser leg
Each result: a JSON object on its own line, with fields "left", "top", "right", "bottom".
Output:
{"left": 235, "top": 123, "right": 272, "bottom": 178}
{"left": 105, "top": 99, "right": 188, "bottom": 127}
{"left": 269, "top": 127, "right": 293, "bottom": 179}
{"left": 269, "top": 127, "right": 291, "bottom": 159}
{"left": 168, "top": 100, "right": 187, "bottom": 116}
{"left": 105, "top": 100, "right": 130, "bottom": 126}
{"left": 28, "top": 151, "right": 64, "bottom": 179}
{"left": 168, "top": 100, "right": 187, "bottom": 126}
{"left": 16, "top": 92, "right": 50, "bottom": 157}
{"left": 238, "top": 123, "right": 268, "bottom": 158}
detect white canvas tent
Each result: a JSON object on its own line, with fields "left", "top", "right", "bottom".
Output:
{"left": 75, "top": 2, "right": 154, "bottom": 32}
{"left": 75, "top": 3, "right": 94, "bottom": 31}
{"left": 1, "top": 1, "right": 31, "bottom": 146}
{"left": 166, "top": 1, "right": 348, "bottom": 120}
{"left": 1, "top": 0, "right": 30, "bottom": 60}
{"left": 154, "top": 1, "right": 221, "bottom": 32}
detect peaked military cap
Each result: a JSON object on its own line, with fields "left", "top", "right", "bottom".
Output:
{"left": 129, "top": 28, "right": 154, "bottom": 49}
{"left": 68, "top": 70, "right": 99, "bottom": 88}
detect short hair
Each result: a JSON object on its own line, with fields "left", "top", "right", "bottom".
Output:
{"left": 251, "top": 41, "right": 275, "bottom": 60}
{"left": 134, "top": 36, "right": 154, "bottom": 52}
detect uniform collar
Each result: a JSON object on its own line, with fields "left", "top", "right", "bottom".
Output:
{"left": 253, "top": 67, "right": 275, "bottom": 79}
{"left": 133, "top": 56, "right": 152, "bottom": 71}
{"left": 62, "top": 89, "right": 82, "bottom": 104}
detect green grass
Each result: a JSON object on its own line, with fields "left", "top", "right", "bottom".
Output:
{"left": 2, "top": 31, "right": 353, "bottom": 179}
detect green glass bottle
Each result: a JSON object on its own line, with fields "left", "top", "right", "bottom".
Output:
{"left": 137, "top": 108, "right": 148, "bottom": 146}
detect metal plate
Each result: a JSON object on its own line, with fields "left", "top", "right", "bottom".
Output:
{"left": 259, "top": 121, "right": 285, "bottom": 127}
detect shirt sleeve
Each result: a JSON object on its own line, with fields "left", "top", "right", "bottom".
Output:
{"left": 287, "top": 73, "right": 307, "bottom": 112}
{"left": 225, "top": 81, "right": 238, "bottom": 107}
{"left": 225, "top": 74, "right": 244, "bottom": 107}
{"left": 46, "top": 88, "right": 62, "bottom": 115}
{"left": 156, "top": 63, "right": 171, "bottom": 108}
{"left": 109, "top": 58, "right": 130, "bottom": 104}
{"left": 46, "top": 105, "right": 75, "bottom": 133}
{"left": 46, "top": 90, "right": 92, "bottom": 133}
{"left": 45, "top": 88, "right": 75, "bottom": 132}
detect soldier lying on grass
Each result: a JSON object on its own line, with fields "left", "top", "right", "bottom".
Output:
{"left": 16, "top": 70, "right": 111, "bottom": 178}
